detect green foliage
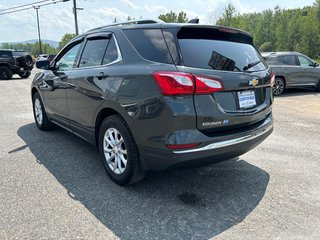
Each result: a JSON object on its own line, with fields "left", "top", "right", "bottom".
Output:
{"left": 1, "top": 33, "right": 76, "bottom": 56}
{"left": 159, "top": 11, "right": 188, "bottom": 23}
{"left": 1, "top": 42, "right": 57, "bottom": 56}
{"left": 216, "top": 2, "right": 320, "bottom": 58}
{"left": 58, "top": 33, "right": 76, "bottom": 50}
{"left": 259, "top": 42, "right": 273, "bottom": 52}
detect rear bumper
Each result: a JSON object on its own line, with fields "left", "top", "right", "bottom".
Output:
{"left": 139, "top": 113, "right": 273, "bottom": 171}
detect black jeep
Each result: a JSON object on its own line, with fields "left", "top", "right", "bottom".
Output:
{"left": 0, "top": 50, "right": 34, "bottom": 80}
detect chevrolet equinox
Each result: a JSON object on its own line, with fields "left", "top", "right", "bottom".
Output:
{"left": 32, "top": 20, "right": 274, "bottom": 185}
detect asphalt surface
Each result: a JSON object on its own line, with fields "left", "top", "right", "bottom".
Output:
{"left": 0, "top": 69, "right": 319, "bottom": 240}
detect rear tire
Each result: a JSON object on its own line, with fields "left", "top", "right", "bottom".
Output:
{"left": 99, "top": 115, "right": 144, "bottom": 185}
{"left": 32, "top": 92, "right": 55, "bottom": 130}
{"left": 273, "top": 77, "right": 285, "bottom": 96}
{"left": 0, "top": 66, "right": 13, "bottom": 80}
{"left": 316, "top": 80, "right": 320, "bottom": 92}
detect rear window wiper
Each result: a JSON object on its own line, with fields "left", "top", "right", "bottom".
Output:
{"left": 243, "top": 60, "right": 261, "bottom": 71}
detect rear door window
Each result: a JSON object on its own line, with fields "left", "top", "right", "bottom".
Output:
{"left": 283, "top": 55, "right": 298, "bottom": 66}
{"left": 79, "top": 38, "right": 110, "bottom": 68}
{"left": 266, "top": 56, "right": 285, "bottom": 65}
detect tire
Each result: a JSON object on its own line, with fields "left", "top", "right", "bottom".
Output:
{"left": 32, "top": 92, "right": 54, "bottom": 130}
{"left": 19, "top": 55, "right": 33, "bottom": 68}
{"left": 272, "top": 77, "right": 285, "bottom": 96}
{"left": 0, "top": 66, "right": 13, "bottom": 80}
{"left": 99, "top": 115, "right": 144, "bottom": 185}
{"left": 316, "top": 80, "right": 320, "bottom": 92}
{"left": 18, "top": 71, "right": 31, "bottom": 79}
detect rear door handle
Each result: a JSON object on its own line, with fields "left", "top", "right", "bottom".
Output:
{"left": 96, "top": 72, "right": 108, "bottom": 80}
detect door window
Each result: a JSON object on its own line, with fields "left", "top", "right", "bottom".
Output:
{"left": 56, "top": 42, "right": 82, "bottom": 71}
{"left": 79, "top": 38, "right": 110, "bottom": 68}
{"left": 266, "top": 56, "right": 285, "bottom": 65}
{"left": 283, "top": 55, "right": 298, "bottom": 66}
{"left": 298, "top": 56, "right": 313, "bottom": 67}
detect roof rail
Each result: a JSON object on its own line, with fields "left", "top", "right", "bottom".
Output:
{"left": 87, "top": 19, "right": 164, "bottom": 32}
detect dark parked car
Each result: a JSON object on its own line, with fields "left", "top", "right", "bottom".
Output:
{"left": 262, "top": 52, "right": 320, "bottom": 95}
{"left": 0, "top": 50, "right": 33, "bottom": 79}
{"left": 32, "top": 20, "right": 274, "bottom": 185}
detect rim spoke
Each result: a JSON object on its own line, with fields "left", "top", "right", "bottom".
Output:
{"left": 108, "top": 130, "right": 116, "bottom": 145}
{"left": 105, "top": 135, "right": 114, "bottom": 148}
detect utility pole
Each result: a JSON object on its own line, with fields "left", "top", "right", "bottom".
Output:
{"left": 72, "top": 0, "right": 83, "bottom": 35}
{"left": 34, "top": 6, "right": 42, "bottom": 54}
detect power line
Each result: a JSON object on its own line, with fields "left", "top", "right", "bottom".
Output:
{"left": 0, "top": 0, "right": 51, "bottom": 13}
{"left": 0, "top": 0, "right": 69, "bottom": 16}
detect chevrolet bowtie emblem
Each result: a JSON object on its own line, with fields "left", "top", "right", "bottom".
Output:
{"left": 249, "top": 79, "right": 259, "bottom": 86}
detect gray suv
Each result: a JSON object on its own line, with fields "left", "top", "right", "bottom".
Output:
{"left": 32, "top": 20, "right": 274, "bottom": 185}
{"left": 262, "top": 52, "right": 320, "bottom": 95}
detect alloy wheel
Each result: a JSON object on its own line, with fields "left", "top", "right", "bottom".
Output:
{"left": 103, "top": 128, "right": 128, "bottom": 174}
{"left": 273, "top": 78, "right": 285, "bottom": 95}
{"left": 34, "top": 98, "right": 43, "bottom": 125}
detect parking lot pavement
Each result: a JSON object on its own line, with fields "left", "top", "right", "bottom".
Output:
{"left": 0, "top": 69, "right": 319, "bottom": 240}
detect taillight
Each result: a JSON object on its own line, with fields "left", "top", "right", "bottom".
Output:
{"left": 270, "top": 73, "right": 275, "bottom": 87}
{"left": 153, "top": 72, "right": 223, "bottom": 96}
{"left": 166, "top": 143, "right": 200, "bottom": 149}
{"left": 152, "top": 72, "right": 194, "bottom": 95}
{"left": 194, "top": 75, "right": 223, "bottom": 94}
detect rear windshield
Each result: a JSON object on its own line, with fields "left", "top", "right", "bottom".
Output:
{"left": 179, "top": 39, "right": 267, "bottom": 72}
{"left": 176, "top": 28, "right": 267, "bottom": 72}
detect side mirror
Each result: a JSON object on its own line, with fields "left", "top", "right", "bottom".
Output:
{"left": 36, "top": 60, "right": 50, "bottom": 70}
{"left": 310, "top": 62, "right": 319, "bottom": 67}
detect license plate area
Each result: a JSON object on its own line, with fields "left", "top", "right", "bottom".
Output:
{"left": 237, "top": 90, "right": 256, "bottom": 109}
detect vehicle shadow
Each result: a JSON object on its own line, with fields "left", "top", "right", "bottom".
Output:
{"left": 277, "top": 88, "right": 319, "bottom": 97}
{"left": 16, "top": 123, "right": 269, "bottom": 240}
{"left": 0, "top": 77, "right": 27, "bottom": 81}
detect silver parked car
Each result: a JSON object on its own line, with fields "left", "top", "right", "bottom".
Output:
{"left": 262, "top": 52, "right": 320, "bottom": 95}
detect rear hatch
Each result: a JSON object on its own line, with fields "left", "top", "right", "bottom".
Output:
{"left": 163, "top": 26, "right": 273, "bottom": 133}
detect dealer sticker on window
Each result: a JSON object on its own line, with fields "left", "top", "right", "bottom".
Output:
{"left": 237, "top": 90, "right": 256, "bottom": 109}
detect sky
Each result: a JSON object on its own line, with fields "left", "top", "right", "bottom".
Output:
{"left": 0, "top": 0, "right": 317, "bottom": 43}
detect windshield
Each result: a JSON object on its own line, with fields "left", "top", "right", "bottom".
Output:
{"left": 179, "top": 39, "right": 267, "bottom": 72}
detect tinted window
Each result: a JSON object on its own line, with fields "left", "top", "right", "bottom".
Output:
{"left": 266, "top": 56, "right": 285, "bottom": 65}
{"left": 102, "top": 37, "right": 119, "bottom": 65}
{"left": 124, "top": 29, "right": 173, "bottom": 64}
{"left": 298, "top": 56, "right": 312, "bottom": 66}
{"left": 56, "top": 41, "right": 82, "bottom": 71}
{"left": 79, "top": 38, "right": 109, "bottom": 68}
{"left": 283, "top": 55, "right": 298, "bottom": 66}
{"left": 12, "top": 51, "right": 27, "bottom": 57}
{"left": 179, "top": 39, "right": 267, "bottom": 72}
{"left": 0, "top": 51, "right": 12, "bottom": 58}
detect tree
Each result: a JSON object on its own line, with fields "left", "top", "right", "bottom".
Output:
{"left": 58, "top": 33, "right": 76, "bottom": 50}
{"left": 159, "top": 11, "right": 188, "bottom": 23}
{"left": 217, "top": 3, "right": 237, "bottom": 26}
